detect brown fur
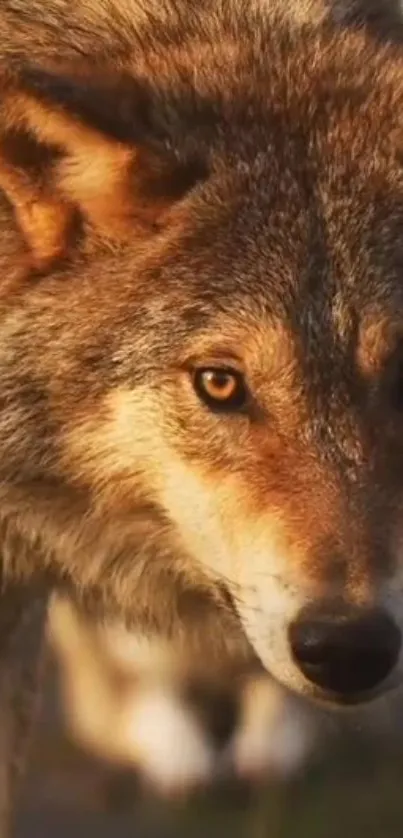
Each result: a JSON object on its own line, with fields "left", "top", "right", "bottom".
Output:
{"left": 0, "top": 0, "right": 402, "bottom": 828}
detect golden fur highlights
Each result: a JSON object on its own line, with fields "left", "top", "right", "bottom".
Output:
{"left": 0, "top": 0, "right": 403, "bottom": 825}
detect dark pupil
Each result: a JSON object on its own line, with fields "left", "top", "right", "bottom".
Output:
{"left": 209, "top": 372, "right": 231, "bottom": 390}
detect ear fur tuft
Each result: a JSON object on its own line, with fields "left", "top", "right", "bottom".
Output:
{"left": 0, "top": 63, "right": 207, "bottom": 269}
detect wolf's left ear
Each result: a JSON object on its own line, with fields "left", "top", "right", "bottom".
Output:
{"left": 0, "top": 65, "right": 207, "bottom": 270}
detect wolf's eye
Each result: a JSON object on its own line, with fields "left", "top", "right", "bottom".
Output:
{"left": 193, "top": 368, "right": 247, "bottom": 412}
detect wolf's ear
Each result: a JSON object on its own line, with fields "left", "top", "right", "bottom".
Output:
{"left": 0, "top": 65, "right": 207, "bottom": 270}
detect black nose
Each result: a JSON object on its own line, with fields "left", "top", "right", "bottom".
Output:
{"left": 288, "top": 605, "right": 401, "bottom": 696}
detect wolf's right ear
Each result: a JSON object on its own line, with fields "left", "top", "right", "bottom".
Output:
{"left": 0, "top": 65, "right": 207, "bottom": 271}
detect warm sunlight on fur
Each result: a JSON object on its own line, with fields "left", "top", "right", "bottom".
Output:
{"left": 0, "top": 1, "right": 403, "bottom": 826}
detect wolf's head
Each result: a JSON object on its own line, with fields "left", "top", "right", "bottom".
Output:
{"left": 2, "top": 6, "right": 403, "bottom": 707}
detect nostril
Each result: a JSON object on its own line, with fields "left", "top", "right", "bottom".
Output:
{"left": 288, "top": 607, "right": 401, "bottom": 696}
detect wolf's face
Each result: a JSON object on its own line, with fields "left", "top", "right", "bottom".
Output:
{"left": 1, "top": 16, "right": 403, "bottom": 706}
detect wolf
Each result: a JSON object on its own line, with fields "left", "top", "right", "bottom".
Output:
{"left": 0, "top": 0, "right": 402, "bottom": 828}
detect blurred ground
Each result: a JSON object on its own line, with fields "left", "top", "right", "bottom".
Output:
{"left": 11, "top": 647, "right": 403, "bottom": 838}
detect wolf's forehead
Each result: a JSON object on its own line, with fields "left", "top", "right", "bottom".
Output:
{"left": 182, "top": 200, "right": 403, "bottom": 321}
{"left": 177, "top": 243, "right": 403, "bottom": 366}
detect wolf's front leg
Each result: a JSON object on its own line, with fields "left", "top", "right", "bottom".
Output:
{"left": 49, "top": 594, "right": 316, "bottom": 796}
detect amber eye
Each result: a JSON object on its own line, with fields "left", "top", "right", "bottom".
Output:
{"left": 193, "top": 367, "right": 248, "bottom": 412}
